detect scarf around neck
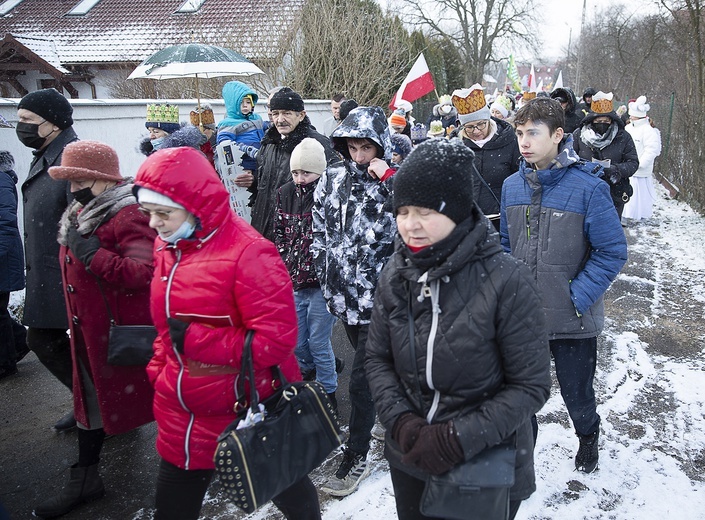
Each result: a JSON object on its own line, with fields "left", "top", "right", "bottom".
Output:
{"left": 58, "top": 180, "right": 137, "bottom": 246}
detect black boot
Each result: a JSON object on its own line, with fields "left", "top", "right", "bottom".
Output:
{"left": 575, "top": 430, "right": 599, "bottom": 473}
{"left": 33, "top": 463, "right": 105, "bottom": 518}
{"left": 53, "top": 410, "right": 77, "bottom": 433}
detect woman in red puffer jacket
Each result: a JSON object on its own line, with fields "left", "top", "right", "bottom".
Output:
{"left": 134, "top": 147, "right": 319, "bottom": 520}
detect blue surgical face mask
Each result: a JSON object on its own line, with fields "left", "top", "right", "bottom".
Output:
{"left": 151, "top": 137, "right": 166, "bottom": 151}
{"left": 161, "top": 219, "right": 196, "bottom": 244}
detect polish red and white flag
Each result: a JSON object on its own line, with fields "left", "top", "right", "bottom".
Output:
{"left": 527, "top": 63, "right": 536, "bottom": 92}
{"left": 389, "top": 53, "right": 436, "bottom": 109}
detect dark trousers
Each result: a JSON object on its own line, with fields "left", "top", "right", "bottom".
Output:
{"left": 342, "top": 322, "right": 376, "bottom": 456}
{"left": 154, "top": 459, "right": 321, "bottom": 520}
{"left": 0, "top": 291, "right": 26, "bottom": 368}
{"left": 550, "top": 336, "right": 600, "bottom": 436}
{"left": 389, "top": 466, "right": 522, "bottom": 520}
{"left": 26, "top": 327, "right": 73, "bottom": 391}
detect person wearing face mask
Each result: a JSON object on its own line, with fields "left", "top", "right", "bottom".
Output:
{"left": 33, "top": 141, "right": 156, "bottom": 519}
{"left": 312, "top": 106, "right": 397, "bottom": 497}
{"left": 573, "top": 91, "right": 639, "bottom": 218}
{"left": 133, "top": 147, "right": 320, "bottom": 520}
{"left": 15, "top": 88, "right": 79, "bottom": 432}
{"left": 139, "top": 103, "right": 181, "bottom": 157}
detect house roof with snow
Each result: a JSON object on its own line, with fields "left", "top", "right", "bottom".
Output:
{"left": 0, "top": 0, "right": 303, "bottom": 96}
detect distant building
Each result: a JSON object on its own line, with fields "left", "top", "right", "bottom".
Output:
{"left": 0, "top": 0, "right": 304, "bottom": 98}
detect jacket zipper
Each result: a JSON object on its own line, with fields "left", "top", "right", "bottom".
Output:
{"left": 166, "top": 248, "right": 196, "bottom": 470}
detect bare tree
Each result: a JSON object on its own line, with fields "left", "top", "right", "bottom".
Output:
{"left": 285, "top": 0, "right": 415, "bottom": 107}
{"left": 396, "top": 0, "right": 540, "bottom": 86}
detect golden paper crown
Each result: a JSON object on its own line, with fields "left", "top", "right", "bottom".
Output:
{"left": 590, "top": 91, "right": 614, "bottom": 114}
{"left": 146, "top": 104, "right": 179, "bottom": 124}
{"left": 190, "top": 108, "right": 215, "bottom": 126}
{"left": 451, "top": 84, "right": 486, "bottom": 115}
{"left": 522, "top": 91, "right": 537, "bottom": 101}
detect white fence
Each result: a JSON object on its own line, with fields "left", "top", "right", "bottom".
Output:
{"left": 0, "top": 98, "right": 332, "bottom": 234}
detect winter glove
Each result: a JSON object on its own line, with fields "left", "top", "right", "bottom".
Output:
{"left": 392, "top": 413, "right": 427, "bottom": 453}
{"left": 167, "top": 318, "right": 189, "bottom": 355}
{"left": 605, "top": 168, "right": 620, "bottom": 185}
{"left": 401, "top": 421, "right": 464, "bottom": 475}
{"left": 67, "top": 227, "right": 100, "bottom": 266}
{"left": 237, "top": 143, "right": 259, "bottom": 159}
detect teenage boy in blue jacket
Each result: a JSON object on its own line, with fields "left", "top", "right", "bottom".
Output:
{"left": 500, "top": 97, "right": 628, "bottom": 474}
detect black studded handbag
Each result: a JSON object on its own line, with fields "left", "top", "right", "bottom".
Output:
{"left": 213, "top": 330, "right": 343, "bottom": 514}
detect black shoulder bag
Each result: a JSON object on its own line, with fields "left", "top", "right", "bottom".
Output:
{"left": 95, "top": 279, "right": 156, "bottom": 366}
{"left": 405, "top": 292, "right": 516, "bottom": 520}
{"left": 214, "top": 330, "right": 343, "bottom": 514}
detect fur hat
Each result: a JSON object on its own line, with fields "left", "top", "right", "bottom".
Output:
{"left": 17, "top": 88, "right": 73, "bottom": 129}
{"left": 269, "top": 87, "right": 305, "bottom": 112}
{"left": 0, "top": 150, "right": 14, "bottom": 172}
{"left": 628, "top": 95, "right": 650, "bottom": 118}
{"left": 590, "top": 91, "right": 614, "bottom": 114}
{"left": 48, "top": 141, "right": 122, "bottom": 182}
{"left": 452, "top": 84, "right": 490, "bottom": 124}
{"left": 290, "top": 138, "right": 326, "bottom": 175}
{"left": 393, "top": 139, "right": 475, "bottom": 224}
{"left": 135, "top": 187, "right": 185, "bottom": 209}
{"left": 145, "top": 103, "right": 180, "bottom": 134}
{"left": 190, "top": 105, "right": 216, "bottom": 129}
{"left": 391, "top": 133, "right": 413, "bottom": 157}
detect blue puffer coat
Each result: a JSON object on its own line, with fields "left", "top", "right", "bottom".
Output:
{"left": 500, "top": 136, "right": 628, "bottom": 340}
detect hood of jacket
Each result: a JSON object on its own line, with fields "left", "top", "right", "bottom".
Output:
{"left": 133, "top": 147, "right": 231, "bottom": 239}
{"left": 219, "top": 81, "right": 261, "bottom": 127}
{"left": 331, "top": 106, "right": 393, "bottom": 162}
{"left": 551, "top": 87, "right": 578, "bottom": 114}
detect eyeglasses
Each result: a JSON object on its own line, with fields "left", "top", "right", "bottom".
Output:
{"left": 138, "top": 207, "right": 178, "bottom": 220}
{"left": 463, "top": 120, "right": 488, "bottom": 133}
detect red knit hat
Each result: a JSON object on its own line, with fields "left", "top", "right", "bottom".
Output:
{"left": 49, "top": 141, "right": 123, "bottom": 182}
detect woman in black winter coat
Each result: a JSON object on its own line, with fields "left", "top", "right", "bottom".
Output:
{"left": 456, "top": 116, "right": 521, "bottom": 230}
{"left": 573, "top": 94, "right": 639, "bottom": 218}
{"left": 365, "top": 139, "right": 551, "bottom": 520}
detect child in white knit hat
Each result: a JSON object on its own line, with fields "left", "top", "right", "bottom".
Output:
{"left": 273, "top": 138, "right": 339, "bottom": 408}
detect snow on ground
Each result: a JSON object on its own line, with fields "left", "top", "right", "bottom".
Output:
{"left": 304, "top": 184, "right": 705, "bottom": 520}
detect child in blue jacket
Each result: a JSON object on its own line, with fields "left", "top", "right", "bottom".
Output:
{"left": 216, "top": 81, "right": 265, "bottom": 176}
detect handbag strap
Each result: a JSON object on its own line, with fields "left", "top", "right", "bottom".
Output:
{"left": 236, "top": 330, "right": 289, "bottom": 413}
{"left": 94, "top": 278, "right": 118, "bottom": 326}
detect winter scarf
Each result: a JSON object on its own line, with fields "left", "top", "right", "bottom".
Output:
{"left": 579, "top": 122, "right": 618, "bottom": 150}
{"left": 260, "top": 116, "right": 318, "bottom": 154}
{"left": 58, "top": 180, "right": 137, "bottom": 245}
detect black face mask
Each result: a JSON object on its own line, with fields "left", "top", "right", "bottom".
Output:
{"left": 72, "top": 187, "right": 95, "bottom": 206}
{"left": 16, "top": 122, "right": 47, "bottom": 149}
{"left": 592, "top": 122, "right": 611, "bottom": 135}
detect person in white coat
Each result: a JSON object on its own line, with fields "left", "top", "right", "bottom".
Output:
{"left": 624, "top": 96, "right": 662, "bottom": 221}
